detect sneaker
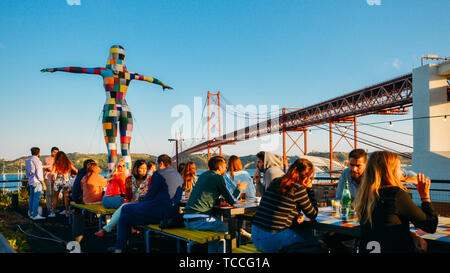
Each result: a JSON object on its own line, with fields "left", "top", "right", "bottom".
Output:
{"left": 32, "top": 215, "right": 46, "bottom": 220}
{"left": 59, "top": 210, "right": 66, "bottom": 215}
{"left": 94, "top": 229, "right": 107, "bottom": 238}
{"left": 48, "top": 213, "right": 56, "bottom": 218}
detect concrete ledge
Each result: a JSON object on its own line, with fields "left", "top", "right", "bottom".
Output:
{"left": 438, "top": 61, "right": 450, "bottom": 76}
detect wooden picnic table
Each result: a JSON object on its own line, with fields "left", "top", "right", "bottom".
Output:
{"left": 213, "top": 199, "right": 259, "bottom": 250}
{"left": 311, "top": 206, "right": 450, "bottom": 249}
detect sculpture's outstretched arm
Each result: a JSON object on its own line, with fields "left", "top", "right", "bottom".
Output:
{"left": 41, "top": 67, "right": 106, "bottom": 75}
{"left": 131, "top": 72, "right": 173, "bottom": 90}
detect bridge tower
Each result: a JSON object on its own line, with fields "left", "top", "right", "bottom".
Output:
{"left": 412, "top": 61, "right": 450, "bottom": 180}
{"left": 207, "top": 91, "right": 222, "bottom": 160}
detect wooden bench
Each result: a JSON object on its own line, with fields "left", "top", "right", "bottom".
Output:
{"left": 142, "top": 224, "right": 232, "bottom": 253}
{"left": 68, "top": 201, "right": 117, "bottom": 230}
{"left": 232, "top": 243, "right": 262, "bottom": 253}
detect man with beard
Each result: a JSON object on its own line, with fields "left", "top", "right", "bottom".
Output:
{"left": 324, "top": 149, "right": 367, "bottom": 253}
{"left": 254, "top": 151, "right": 285, "bottom": 197}
{"left": 335, "top": 149, "right": 368, "bottom": 202}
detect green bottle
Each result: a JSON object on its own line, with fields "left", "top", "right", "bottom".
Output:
{"left": 341, "top": 181, "right": 352, "bottom": 216}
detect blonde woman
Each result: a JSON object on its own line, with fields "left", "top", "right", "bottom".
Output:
{"left": 354, "top": 151, "right": 438, "bottom": 253}
{"left": 95, "top": 160, "right": 151, "bottom": 238}
{"left": 102, "top": 160, "right": 128, "bottom": 209}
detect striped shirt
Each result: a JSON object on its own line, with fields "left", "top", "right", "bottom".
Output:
{"left": 252, "top": 179, "right": 318, "bottom": 232}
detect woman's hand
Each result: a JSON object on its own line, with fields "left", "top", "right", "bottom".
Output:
{"left": 301, "top": 176, "right": 313, "bottom": 189}
{"left": 296, "top": 213, "right": 305, "bottom": 224}
{"left": 411, "top": 232, "right": 427, "bottom": 252}
{"left": 236, "top": 181, "right": 248, "bottom": 191}
{"left": 253, "top": 171, "right": 261, "bottom": 184}
{"left": 416, "top": 173, "right": 431, "bottom": 202}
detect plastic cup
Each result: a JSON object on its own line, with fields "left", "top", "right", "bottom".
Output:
{"left": 332, "top": 200, "right": 341, "bottom": 216}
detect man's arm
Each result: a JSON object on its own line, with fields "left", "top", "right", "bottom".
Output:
{"left": 35, "top": 159, "right": 47, "bottom": 191}
{"left": 143, "top": 172, "right": 164, "bottom": 201}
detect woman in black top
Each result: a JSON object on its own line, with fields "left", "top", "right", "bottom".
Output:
{"left": 251, "top": 158, "right": 323, "bottom": 253}
{"left": 354, "top": 151, "right": 438, "bottom": 253}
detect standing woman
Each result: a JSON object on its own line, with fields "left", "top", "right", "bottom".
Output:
{"left": 224, "top": 155, "right": 256, "bottom": 200}
{"left": 102, "top": 160, "right": 128, "bottom": 209}
{"left": 181, "top": 161, "right": 197, "bottom": 194}
{"left": 251, "top": 158, "right": 323, "bottom": 253}
{"left": 354, "top": 151, "right": 438, "bottom": 253}
{"left": 95, "top": 160, "right": 151, "bottom": 238}
{"left": 50, "top": 151, "right": 78, "bottom": 217}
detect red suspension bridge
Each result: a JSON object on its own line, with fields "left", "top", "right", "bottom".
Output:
{"left": 171, "top": 61, "right": 450, "bottom": 172}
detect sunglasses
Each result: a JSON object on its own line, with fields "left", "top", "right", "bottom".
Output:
{"left": 118, "top": 165, "right": 126, "bottom": 167}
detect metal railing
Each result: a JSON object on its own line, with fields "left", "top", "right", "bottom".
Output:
{"left": 0, "top": 179, "right": 27, "bottom": 190}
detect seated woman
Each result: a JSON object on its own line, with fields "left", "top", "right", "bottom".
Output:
{"left": 251, "top": 158, "right": 323, "bottom": 253}
{"left": 181, "top": 161, "right": 198, "bottom": 195}
{"left": 102, "top": 160, "right": 128, "bottom": 209}
{"left": 95, "top": 160, "right": 151, "bottom": 238}
{"left": 81, "top": 161, "right": 107, "bottom": 204}
{"left": 354, "top": 151, "right": 438, "bottom": 253}
{"left": 223, "top": 155, "right": 256, "bottom": 200}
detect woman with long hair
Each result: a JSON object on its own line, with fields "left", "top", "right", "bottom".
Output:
{"left": 95, "top": 159, "right": 151, "bottom": 238}
{"left": 354, "top": 151, "right": 438, "bottom": 253}
{"left": 224, "top": 155, "right": 255, "bottom": 200}
{"left": 81, "top": 161, "right": 108, "bottom": 204}
{"left": 181, "top": 161, "right": 197, "bottom": 194}
{"left": 102, "top": 160, "right": 128, "bottom": 209}
{"left": 251, "top": 158, "right": 323, "bottom": 253}
{"left": 50, "top": 151, "right": 78, "bottom": 217}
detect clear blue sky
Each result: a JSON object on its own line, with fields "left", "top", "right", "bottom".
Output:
{"left": 1, "top": 0, "right": 449, "bottom": 160}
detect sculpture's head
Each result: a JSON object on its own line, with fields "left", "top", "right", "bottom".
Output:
{"left": 106, "top": 45, "right": 127, "bottom": 74}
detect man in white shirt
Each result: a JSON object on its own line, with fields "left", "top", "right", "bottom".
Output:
{"left": 25, "top": 147, "right": 47, "bottom": 220}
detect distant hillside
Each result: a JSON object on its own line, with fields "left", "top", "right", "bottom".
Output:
{"left": 0, "top": 153, "right": 156, "bottom": 173}
{"left": 0, "top": 151, "right": 412, "bottom": 173}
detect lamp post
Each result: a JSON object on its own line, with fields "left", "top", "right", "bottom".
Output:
{"left": 168, "top": 138, "right": 179, "bottom": 168}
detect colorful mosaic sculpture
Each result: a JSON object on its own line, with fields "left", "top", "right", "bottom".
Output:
{"left": 41, "top": 45, "right": 173, "bottom": 173}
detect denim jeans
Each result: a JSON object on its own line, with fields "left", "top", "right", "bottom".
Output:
{"left": 251, "top": 224, "right": 314, "bottom": 253}
{"left": 28, "top": 185, "right": 42, "bottom": 217}
{"left": 184, "top": 216, "right": 228, "bottom": 253}
{"left": 102, "top": 202, "right": 129, "bottom": 232}
{"left": 102, "top": 195, "right": 125, "bottom": 209}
